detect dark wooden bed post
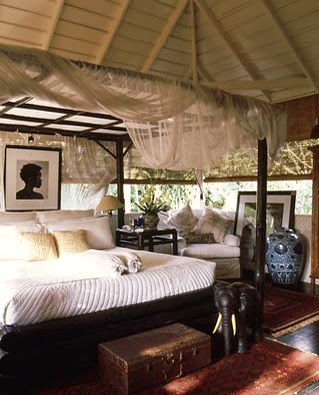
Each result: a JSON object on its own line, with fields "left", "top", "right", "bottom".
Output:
{"left": 116, "top": 139, "right": 125, "bottom": 228}
{"left": 254, "top": 138, "right": 268, "bottom": 320}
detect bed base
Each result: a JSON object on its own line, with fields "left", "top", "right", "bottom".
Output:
{"left": 0, "top": 285, "right": 219, "bottom": 386}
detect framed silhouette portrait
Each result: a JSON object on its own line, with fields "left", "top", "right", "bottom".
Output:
{"left": 4, "top": 145, "right": 62, "bottom": 211}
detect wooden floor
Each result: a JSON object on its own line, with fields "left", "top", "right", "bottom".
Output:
{"left": 271, "top": 280, "right": 319, "bottom": 355}
{"left": 242, "top": 271, "right": 319, "bottom": 356}
{"left": 277, "top": 320, "right": 319, "bottom": 355}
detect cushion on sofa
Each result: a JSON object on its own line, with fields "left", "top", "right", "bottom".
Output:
{"left": 192, "top": 208, "right": 229, "bottom": 243}
{"left": 184, "top": 232, "right": 215, "bottom": 244}
{"left": 224, "top": 234, "right": 240, "bottom": 247}
{"left": 166, "top": 203, "right": 198, "bottom": 235}
{"left": 180, "top": 243, "right": 240, "bottom": 260}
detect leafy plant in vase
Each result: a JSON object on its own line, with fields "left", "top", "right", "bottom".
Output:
{"left": 134, "top": 188, "right": 167, "bottom": 229}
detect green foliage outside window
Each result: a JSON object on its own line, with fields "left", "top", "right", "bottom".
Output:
{"left": 129, "top": 184, "right": 199, "bottom": 213}
{"left": 126, "top": 180, "right": 312, "bottom": 215}
{"left": 204, "top": 180, "right": 312, "bottom": 214}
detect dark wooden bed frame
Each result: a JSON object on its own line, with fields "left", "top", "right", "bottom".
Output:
{"left": 0, "top": 284, "right": 220, "bottom": 386}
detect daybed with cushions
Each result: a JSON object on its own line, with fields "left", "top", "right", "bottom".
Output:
{"left": 159, "top": 204, "right": 243, "bottom": 279}
{"left": 0, "top": 209, "right": 219, "bottom": 382}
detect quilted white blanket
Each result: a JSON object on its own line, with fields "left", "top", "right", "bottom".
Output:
{"left": 0, "top": 247, "right": 216, "bottom": 326}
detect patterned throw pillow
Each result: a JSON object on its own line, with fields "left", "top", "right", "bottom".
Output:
{"left": 166, "top": 204, "right": 198, "bottom": 235}
{"left": 192, "top": 208, "right": 229, "bottom": 243}
{"left": 184, "top": 232, "right": 215, "bottom": 245}
{"left": 53, "top": 230, "right": 90, "bottom": 255}
{"left": 19, "top": 232, "right": 58, "bottom": 261}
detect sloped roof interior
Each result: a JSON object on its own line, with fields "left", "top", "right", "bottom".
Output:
{"left": 0, "top": 0, "right": 318, "bottom": 139}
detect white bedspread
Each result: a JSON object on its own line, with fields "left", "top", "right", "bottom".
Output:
{"left": 0, "top": 247, "right": 216, "bottom": 326}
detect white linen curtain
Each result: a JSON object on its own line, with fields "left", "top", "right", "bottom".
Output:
{"left": 0, "top": 44, "right": 287, "bottom": 172}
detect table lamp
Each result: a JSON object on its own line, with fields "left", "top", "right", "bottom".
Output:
{"left": 97, "top": 195, "right": 124, "bottom": 215}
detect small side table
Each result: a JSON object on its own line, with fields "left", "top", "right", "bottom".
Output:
{"left": 116, "top": 228, "right": 178, "bottom": 255}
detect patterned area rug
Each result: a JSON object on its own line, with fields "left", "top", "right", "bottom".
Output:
{"left": 36, "top": 339, "right": 319, "bottom": 395}
{"left": 263, "top": 285, "right": 319, "bottom": 337}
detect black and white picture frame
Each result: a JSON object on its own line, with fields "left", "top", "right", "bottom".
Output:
{"left": 4, "top": 145, "right": 62, "bottom": 211}
{"left": 234, "top": 191, "right": 296, "bottom": 237}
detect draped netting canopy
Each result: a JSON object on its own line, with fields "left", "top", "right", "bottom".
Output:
{"left": 0, "top": 44, "right": 287, "bottom": 171}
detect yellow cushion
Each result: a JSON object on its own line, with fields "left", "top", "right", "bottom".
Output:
{"left": 19, "top": 232, "right": 58, "bottom": 261}
{"left": 53, "top": 230, "right": 89, "bottom": 255}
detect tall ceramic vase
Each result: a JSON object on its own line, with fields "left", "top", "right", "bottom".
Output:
{"left": 266, "top": 228, "right": 304, "bottom": 284}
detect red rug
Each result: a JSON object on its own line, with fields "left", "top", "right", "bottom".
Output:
{"left": 263, "top": 285, "right": 319, "bottom": 337}
{"left": 36, "top": 339, "right": 319, "bottom": 395}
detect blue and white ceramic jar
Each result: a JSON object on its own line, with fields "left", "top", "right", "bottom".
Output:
{"left": 266, "top": 228, "right": 304, "bottom": 284}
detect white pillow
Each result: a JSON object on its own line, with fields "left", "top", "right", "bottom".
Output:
{"left": 166, "top": 204, "right": 198, "bottom": 235}
{"left": 0, "top": 211, "right": 36, "bottom": 222}
{"left": 0, "top": 220, "right": 42, "bottom": 233}
{"left": 0, "top": 226, "right": 24, "bottom": 260}
{"left": 46, "top": 216, "right": 114, "bottom": 250}
{"left": 223, "top": 234, "right": 240, "bottom": 247}
{"left": 36, "top": 209, "right": 95, "bottom": 224}
{"left": 192, "top": 208, "right": 228, "bottom": 244}
{"left": 0, "top": 222, "right": 43, "bottom": 260}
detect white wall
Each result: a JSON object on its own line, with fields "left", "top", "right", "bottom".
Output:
{"left": 295, "top": 214, "right": 311, "bottom": 283}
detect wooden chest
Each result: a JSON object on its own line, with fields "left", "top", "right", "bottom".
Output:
{"left": 98, "top": 323, "right": 211, "bottom": 394}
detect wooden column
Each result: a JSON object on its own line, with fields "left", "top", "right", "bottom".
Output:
{"left": 310, "top": 145, "right": 319, "bottom": 295}
{"left": 254, "top": 138, "right": 268, "bottom": 320}
{"left": 116, "top": 139, "right": 125, "bottom": 228}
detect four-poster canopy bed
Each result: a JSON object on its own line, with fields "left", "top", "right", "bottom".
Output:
{"left": 0, "top": 44, "right": 287, "bottom": 381}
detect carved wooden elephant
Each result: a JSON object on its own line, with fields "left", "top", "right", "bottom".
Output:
{"left": 213, "top": 282, "right": 263, "bottom": 355}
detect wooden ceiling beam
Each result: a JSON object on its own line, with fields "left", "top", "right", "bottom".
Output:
{"left": 96, "top": 0, "right": 131, "bottom": 65}
{"left": 190, "top": 0, "right": 198, "bottom": 84}
{"left": 42, "top": 0, "right": 64, "bottom": 50}
{"left": 260, "top": 0, "right": 319, "bottom": 92}
{"left": 1, "top": 101, "right": 123, "bottom": 122}
{"left": 0, "top": 124, "right": 130, "bottom": 142}
{"left": 197, "top": 63, "right": 213, "bottom": 82}
{"left": 202, "top": 77, "right": 311, "bottom": 90}
{"left": 193, "top": 0, "right": 271, "bottom": 101}
{"left": 0, "top": 97, "right": 33, "bottom": 116}
{"left": 0, "top": 123, "right": 132, "bottom": 142}
{"left": 0, "top": 100, "right": 127, "bottom": 137}
{"left": 0, "top": 113, "right": 126, "bottom": 132}
{"left": 141, "top": 0, "right": 189, "bottom": 73}
{"left": 80, "top": 120, "right": 125, "bottom": 134}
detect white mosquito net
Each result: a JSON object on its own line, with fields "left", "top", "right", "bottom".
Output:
{"left": 0, "top": 44, "right": 287, "bottom": 171}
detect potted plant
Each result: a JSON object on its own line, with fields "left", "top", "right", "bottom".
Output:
{"left": 134, "top": 187, "right": 167, "bottom": 228}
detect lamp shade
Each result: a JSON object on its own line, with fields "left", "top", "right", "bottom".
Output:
{"left": 97, "top": 195, "right": 124, "bottom": 212}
